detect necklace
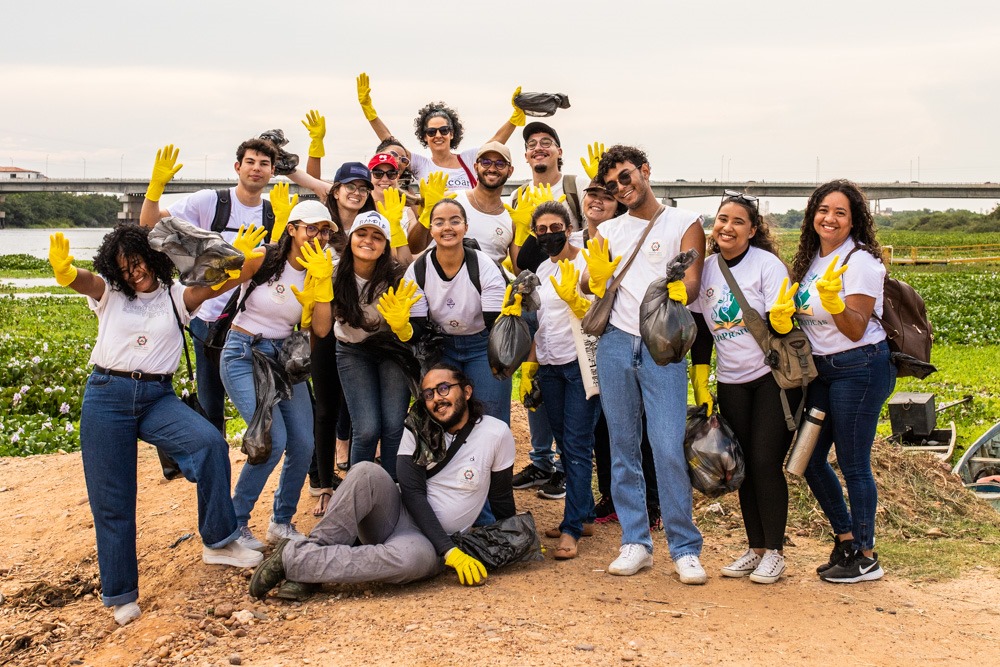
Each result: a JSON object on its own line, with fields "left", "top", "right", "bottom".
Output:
{"left": 469, "top": 188, "right": 504, "bottom": 215}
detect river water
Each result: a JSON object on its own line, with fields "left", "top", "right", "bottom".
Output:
{"left": 0, "top": 228, "right": 113, "bottom": 260}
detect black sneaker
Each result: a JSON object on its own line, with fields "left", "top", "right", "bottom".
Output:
{"left": 594, "top": 495, "right": 618, "bottom": 524}
{"left": 537, "top": 471, "right": 567, "bottom": 499}
{"left": 647, "top": 504, "right": 662, "bottom": 532}
{"left": 820, "top": 550, "right": 884, "bottom": 584}
{"left": 512, "top": 464, "right": 552, "bottom": 489}
{"left": 816, "top": 535, "right": 854, "bottom": 574}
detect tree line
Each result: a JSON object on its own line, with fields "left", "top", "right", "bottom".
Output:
{"left": 0, "top": 193, "right": 120, "bottom": 228}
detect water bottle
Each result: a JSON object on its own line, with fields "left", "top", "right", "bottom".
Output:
{"left": 785, "top": 408, "right": 826, "bottom": 476}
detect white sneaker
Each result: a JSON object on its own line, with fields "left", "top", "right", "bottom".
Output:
{"left": 674, "top": 554, "right": 707, "bottom": 585}
{"left": 203, "top": 540, "right": 264, "bottom": 567}
{"left": 266, "top": 520, "right": 306, "bottom": 544}
{"left": 236, "top": 525, "right": 265, "bottom": 552}
{"left": 607, "top": 543, "right": 653, "bottom": 576}
{"left": 113, "top": 601, "right": 141, "bottom": 626}
{"left": 720, "top": 548, "right": 762, "bottom": 578}
{"left": 749, "top": 550, "right": 786, "bottom": 584}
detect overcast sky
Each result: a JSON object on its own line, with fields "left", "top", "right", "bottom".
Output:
{"left": 3, "top": 1, "right": 999, "bottom": 214}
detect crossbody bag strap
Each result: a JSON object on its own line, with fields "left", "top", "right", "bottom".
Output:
{"left": 603, "top": 205, "right": 664, "bottom": 296}
{"left": 425, "top": 417, "right": 478, "bottom": 480}
{"left": 167, "top": 286, "right": 195, "bottom": 382}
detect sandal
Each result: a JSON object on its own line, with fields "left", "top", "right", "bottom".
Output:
{"left": 553, "top": 533, "right": 579, "bottom": 560}
{"left": 312, "top": 491, "right": 332, "bottom": 517}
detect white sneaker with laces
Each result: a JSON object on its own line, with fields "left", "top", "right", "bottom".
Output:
{"left": 266, "top": 520, "right": 306, "bottom": 544}
{"left": 674, "top": 554, "right": 707, "bottom": 585}
{"left": 720, "top": 548, "right": 762, "bottom": 578}
{"left": 607, "top": 543, "right": 653, "bottom": 576}
{"left": 749, "top": 549, "right": 786, "bottom": 584}
{"left": 203, "top": 540, "right": 265, "bottom": 567}
{"left": 236, "top": 525, "right": 265, "bottom": 552}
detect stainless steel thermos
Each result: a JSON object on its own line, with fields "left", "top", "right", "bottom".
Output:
{"left": 785, "top": 408, "right": 826, "bottom": 476}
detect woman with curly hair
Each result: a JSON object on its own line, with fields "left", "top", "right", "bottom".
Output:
{"left": 355, "top": 72, "right": 524, "bottom": 191}
{"left": 790, "top": 179, "right": 895, "bottom": 584}
{"left": 46, "top": 223, "right": 264, "bottom": 626}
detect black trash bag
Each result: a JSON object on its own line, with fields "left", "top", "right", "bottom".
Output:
{"left": 683, "top": 404, "right": 745, "bottom": 498}
{"left": 488, "top": 315, "right": 531, "bottom": 380}
{"left": 243, "top": 343, "right": 293, "bottom": 465}
{"left": 360, "top": 332, "right": 422, "bottom": 398}
{"left": 522, "top": 380, "right": 543, "bottom": 411}
{"left": 411, "top": 321, "right": 446, "bottom": 376}
{"left": 278, "top": 330, "right": 312, "bottom": 385}
{"left": 639, "top": 249, "right": 699, "bottom": 365}
{"left": 148, "top": 216, "right": 245, "bottom": 287}
{"left": 510, "top": 270, "right": 541, "bottom": 312}
{"left": 450, "top": 512, "right": 544, "bottom": 572}
{"left": 891, "top": 351, "right": 937, "bottom": 380}
{"left": 513, "top": 92, "right": 571, "bottom": 118}
{"left": 258, "top": 129, "right": 300, "bottom": 175}
{"left": 404, "top": 400, "right": 448, "bottom": 467}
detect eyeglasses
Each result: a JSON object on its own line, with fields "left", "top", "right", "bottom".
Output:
{"left": 535, "top": 223, "right": 565, "bottom": 235}
{"left": 603, "top": 166, "right": 641, "bottom": 195}
{"left": 295, "top": 224, "right": 333, "bottom": 239}
{"left": 424, "top": 126, "right": 453, "bottom": 137}
{"left": 371, "top": 168, "right": 399, "bottom": 180}
{"left": 431, "top": 218, "right": 465, "bottom": 229}
{"left": 721, "top": 190, "right": 759, "bottom": 210}
{"left": 526, "top": 138, "right": 555, "bottom": 150}
{"left": 341, "top": 181, "right": 372, "bottom": 195}
{"left": 477, "top": 158, "right": 509, "bottom": 170}
{"left": 420, "top": 382, "right": 461, "bottom": 401}
{"left": 387, "top": 150, "right": 410, "bottom": 166}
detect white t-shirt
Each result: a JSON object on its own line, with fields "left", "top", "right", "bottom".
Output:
{"left": 167, "top": 187, "right": 268, "bottom": 322}
{"left": 397, "top": 415, "right": 516, "bottom": 535}
{"left": 795, "top": 239, "right": 887, "bottom": 356}
{"left": 409, "top": 148, "right": 480, "bottom": 191}
{"left": 448, "top": 190, "right": 513, "bottom": 264}
{"left": 334, "top": 274, "right": 391, "bottom": 343}
{"left": 690, "top": 247, "right": 789, "bottom": 384}
{"left": 599, "top": 207, "right": 701, "bottom": 337}
{"left": 534, "top": 252, "right": 591, "bottom": 366}
{"left": 88, "top": 281, "right": 198, "bottom": 375}
{"left": 231, "top": 261, "right": 306, "bottom": 340}
{"left": 404, "top": 249, "right": 506, "bottom": 335}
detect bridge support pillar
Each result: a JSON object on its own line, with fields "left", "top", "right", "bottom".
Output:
{"left": 118, "top": 194, "right": 143, "bottom": 224}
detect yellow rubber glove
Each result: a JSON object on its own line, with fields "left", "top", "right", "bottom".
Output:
{"left": 296, "top": 239, "right": 335, "bottom": 303}
{"left": 500, "top": 284, "right": 523, "bottom": 317}
{"left": 376, "top": 279, "right": 422, "bottom": 342}
{"left": 518, "top": 361, "right": 539, "bottom": 405}
{"left": 209, "top": 267, "right": 243, "bottom": 291}
{"left": 550, "top": 259, "right": 590, "bottom": 319}
{"left": 667, "top": 280, "right": 687, "bottom": 305}
{"left": 509, "top": 86, "right": 525, "bottom": 127}
{"left": 48, "top": 233, "right": 78, "bottom": 287}
{"left": 815, "top": 257, "right": 848, "bottom": 315}
{"left": 376, "top": 187, "right": 409, "bottom": 249}
{"left": 444, "top": 547, "right": 487, "bottom": 586}
{"left": 290, "top": 275, "right": 316, "bottom": 329}
{"left": 689, "top": 364, "right": 713, "bottom": 415}
{"left": 581, "top": 238, "right": 621, "bottom": 299}
{"left": 418, "top": 172, "right": 456, "bottom": 229}
{"left": 268, "top": 182, "right": 298, "bottom": 243}
{"left": 232, "top": 225, "right": 268, "bottom": 262}
{"left": 357, "top": 72, "right": 378, "bottom": 122}
{"left": 580, "top": 142, "right": 605, "bottom": 180}
{"left": 145, "top": 144, "right": 183, "bottom": 202}
{"left": 301, "top": 109, "right": 326, "bottom": 159}
{"left": 769, "top": 277, "right": 799, "bottom": 334}
{"left": 503, "top": 186, "right": 537, "bottom": 246}
{"left": 531, "top": 182, "right": 567, "bottom": 206}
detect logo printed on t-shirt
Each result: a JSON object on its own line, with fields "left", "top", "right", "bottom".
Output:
{"left": 445, "top": 298, "right": 456, "bottom": 309}
{"left": 710, "top": 288, "right": 743, "bottom": 330}
{"left": 795, "top": 276, "right": 816, "bottom": 316}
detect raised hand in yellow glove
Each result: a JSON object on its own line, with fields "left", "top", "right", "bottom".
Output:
{"left": 268, "top": 182, "right": 298, "bottom": 243}
{"left": 689, "top": 364, "right": 713, "bottom": 415}
{"left": 667, "top": 280, "right": 687, "bottom": 305}
{"left": 769, "top": 277, "right": 799, "bottom": 334}
{"left": 48, "top": 233, "right": 78, "bottom": 287}
{"left": 509, "top": 86, "right": 526, "bottom": 127}
{"left": 357, "top": 72, "right": 379, "bottom": 122}
{"left": 232, "top": 224, "right": 268, "bottom": 261}
{"left": 504, "top": 185, "right": 537, "bottom": 246}
{"left": 376, "top": 278, "right": 422, "bottom": 342}
{"left": 550, "top": 259, "right": 590, "bottom": 319}
{"left": 145, "top": 144, "right": 183, "bottom": 202}
{"left": 291, "top": 275, "right": 317, "bottom": 329}
{"left": 500, "top": 284, "right": 523, "bottom": 318}
{"left": 296, "top": 239, "right": 335, "bottom": 303}
{"left": 581, "top": 238, "right": 621, "bottom": 299}
{"left": 418, "top": 171, "right": 456, "bottom": 229}
{"left": 531, "top": 182, "right": 567, "bottom": 206}
{"left": 815, "top": 257, "right": 848, "bottom": 315}
{"left": 580, "top": 141, "right": 605, "bottom": 180}
{"left": 376, "top": 187, "right": 409, "bottom": 248}
{"left": 518, "top": 361, "right": 539, "bottom": 405}
{"left": 301, "top": 109, "right": 326, "bottom": 159}
{"left": 445, "top": 547, "right": 487, "bottom": 586}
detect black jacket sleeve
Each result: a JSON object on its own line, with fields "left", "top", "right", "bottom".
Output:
{"left": 483, "top": 311, "right": 500, "bottom": 330}
{"left": 396, "top": 454, "right": 454, "bottom": 556}
{"left": 690, "top": 311, "right": 715, "bottom": 366}
{"left": 486, "top": 466, "right": 516, "bottom": 521}
{"left": 514, "top": 235, "right": 547, "bottom": 273}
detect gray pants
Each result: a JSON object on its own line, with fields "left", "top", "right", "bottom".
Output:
{"left": 283, "top": 462, "right": 444, "bottom": 585}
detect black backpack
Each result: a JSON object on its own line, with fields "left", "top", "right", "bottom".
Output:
{"left": 211, "top": 189, "right": 276, "bottom": 236}
{"left": 413, "top": 245, "right": 482, "bottom": 294}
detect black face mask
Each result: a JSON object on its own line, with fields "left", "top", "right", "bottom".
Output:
{"left": 536, "top": 231, "right": 568, "bottom": 257}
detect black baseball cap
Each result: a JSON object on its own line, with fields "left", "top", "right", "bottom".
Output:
{"left": 522, "top": 121, "right": 560, "bottom": 147}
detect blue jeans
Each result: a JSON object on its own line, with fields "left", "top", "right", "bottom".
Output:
{"left": 596, "top": 325, "right": 702, "bottom": 558}
{"left": 523, "top": 310, "right": 559, "bottom": 472}
{"left": 804, "top": 340, "right": 896, "bottom": 551}
{"left": 188, "top": 316, "right": 227, "bottom": 434}
{"left": 80, "top": 371, "right": 238, "bottom": 606}
{"left": 336, "top": 340, "right": 412, "bottom": 480}
{"left": 441, "top": 330, "right": 511, "bottom": 425}
{"left": 537, "top": 361, "right": 600, "bottom": 538}
{"left": 222, "top": 330, "right": 314, "bottom": 526}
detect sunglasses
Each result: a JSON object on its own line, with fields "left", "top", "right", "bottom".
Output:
{"left": 341, "top": 181, "right": 372, "bottom": 195}
{"left": 420, "top": 381, "right": 461, "bottom": 401}
{"left": 721, "top": 189, "right": 759, "bottom": 210}
{"left": 424, "top": 126, "right": 453, "bottom": 137}
{"left": 603, "top": 166, "right": 641, "bottom": 195}
{"left": 295, "top": 224, "right": 333, "bottom": 239}
{"left": 387, "top": 150, "right": 410, "bottom": 166}
{"left": 477, "top": 158, "right": 509, "bottom": 170}
{"left": 534, "top": 222, "right": 565, "bottom": 235}
{"left": 371, "top": 168, "right": 399, "bottom": 180}
{"left": 526, "top": 137, "right": 555, "bottom": 150}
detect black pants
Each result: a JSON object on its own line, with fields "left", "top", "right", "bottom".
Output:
{"left": 309, "top": 332, "right": 349, "bottom": 489}
{"left": 594, "top": 411, "right": 659, "bottom": 507}
{"left": 717, "top": 374, "right": 800, "bottom": 551}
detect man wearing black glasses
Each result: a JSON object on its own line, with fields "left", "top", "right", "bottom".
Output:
{"left": 249, "top": 364, "right": 516, "bottom": 599}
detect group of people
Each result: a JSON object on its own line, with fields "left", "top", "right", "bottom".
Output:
{"left": 53, "top": 75, "right": 897, "bottom": 625}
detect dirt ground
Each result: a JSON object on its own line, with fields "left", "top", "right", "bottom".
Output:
{"left": 2, "top": 405, "right": 1000, "bottom": 667}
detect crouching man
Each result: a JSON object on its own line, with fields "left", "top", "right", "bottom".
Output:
{"left": 250, "top": 363, "right": 516, "bottom": 598}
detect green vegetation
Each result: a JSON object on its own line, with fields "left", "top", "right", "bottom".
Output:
{"left": 0, "top": 192, "right": 120, "bottom": 228}
{"left": 766, "top": 205, "right": 1000, "bottom": 232}
{"left": 0, "top": 253, "right": 93, "bottom": 278}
